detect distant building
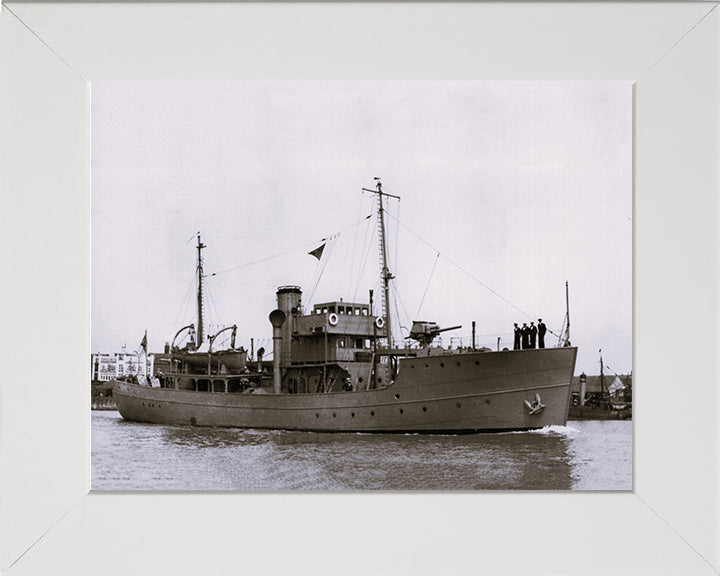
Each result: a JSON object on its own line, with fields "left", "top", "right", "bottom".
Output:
{"left": 91, "top": 348, "right": 155, "bottom": 382}
{"left": 571, "top": 373, "right": 632, "bottom": 405}
{"left": 571, "top": 373, "right": 632, "bottom": 394}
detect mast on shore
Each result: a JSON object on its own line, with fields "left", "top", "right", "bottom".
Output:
{"left": 362, "top": 178, "right": 400, "bottom": 347}
{"left": 196, "top": 234, "right": 206, "bottom": 346}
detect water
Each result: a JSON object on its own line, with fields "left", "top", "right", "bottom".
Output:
{"left": 91, "top": 411, "right": 632, "bottom": 490}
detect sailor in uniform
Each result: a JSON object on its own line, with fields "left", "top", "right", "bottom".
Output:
{"left": 521, "top": 323, "right": 530, "bottom": 349}
{"left": 538, "top": 319, "right": 547, "bottom": 348}
{"left": 513, "top": 323, "right": 521, "bottom": 350}
{"left": 529, "top": 322, "right": 537, "bottom": 348}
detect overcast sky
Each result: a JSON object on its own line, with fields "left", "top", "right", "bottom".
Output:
{"left": 92, "top": 81, "right": 631, "bottom": 376}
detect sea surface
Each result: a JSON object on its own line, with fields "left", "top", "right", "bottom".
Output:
{"left": 92, "top": 411, "right": 632, "bottom": 490}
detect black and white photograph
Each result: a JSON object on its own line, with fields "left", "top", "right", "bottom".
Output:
{"left": 91, "top": 80, "right": 632, "bottom": 490}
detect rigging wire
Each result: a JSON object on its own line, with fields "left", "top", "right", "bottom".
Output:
{"left": 346, "top": 190, "right": 366, "bottom": 298}
{"left": 306, "top": 234, "right": 340, "bottom": 305}
{"left": 390, "top": 280, "right": 411, "bottom": 344}
{"left": 204, "top": 277, "right": 223, "bottom": 332}
{"left": 352, "top": 198, "right": 378, "bottom": 303}
{"left": 306, "top": 243, "right": 327, "bottom": 308}
{"left": 172, "top": 274, "right": 197, "bottom": 331}
{"left": 554, "top": 316, "right": 568, "bottom": 346}
{"left": 371, "top": 277, "right": 382, "bottom": 316}
{"left": 208, "top": 214, "right": 372, "bottom": 278}
{"left": 209, "top": 241, "right": 320, "bottom": 277}
{"left": 384, "top": 211, "right": 536, "bottom": 321}
{"left": 415, "top": 252, "right": 440, "bottom": 319}
{"left": 394, "top": 198, "right": 400, "bottom": 281}
{"left": 604, "top": 362, "right": 627, "bottom": 378}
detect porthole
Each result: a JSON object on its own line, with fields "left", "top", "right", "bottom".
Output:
{"left": 332, "top": 413, "right": 336, "bottom": 418}
{"left": 371, "top": 411, "right": 375, "bottom": 416}
{"left": 399, "top": 409, "right": 404, "bottom": 414}
{"left": 395, "top": 394, "right": 400, "bottom": 399}
{"left": 425, "top": 363, "right": 430, "bottom": 368}
{"left": 351, "top": 412, "right": 355, "bottom": 418}
{"left": 475, "top": 361, "right": 480, "bottom": 366}
{"left": 456, "top": 402, "right": 462, "bottom": 409}
{"left": 410, "top": 364, "right": 415, "bottom": 369}
{"left": 485, "top": 399, "right": 491, "bottom": 405}
{"left": 316, "top": 413, "right": 320, "bottom": 418}
{"left": 440, "top": 362, "right": 445, "bottom": 368}
{"left": 378, "top": 378, "right": 383, "bottom": 384}
{"left": 358, "top": 377, "right": 363, "bottom": 383}
{"left": 422, "top": 406, "right": 427, "bottom": 412}
{"left": 456, "top": 362, "right": 461, "bottom": 367}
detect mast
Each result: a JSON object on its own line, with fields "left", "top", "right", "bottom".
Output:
{"left": 599, "top": 349, "right": 606, "bottom": 398}
{"left": 196, "top": 234, "right": 206, "bottom": 346}
{"left": 564, "top": 280, "right": 571, "bottom": 346}
{"left": 362, "top": 179, "right": 400, "bottom": 347}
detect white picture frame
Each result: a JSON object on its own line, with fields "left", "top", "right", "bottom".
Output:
{"left": 1, "top": 2, "right": 718, "bottom": 574}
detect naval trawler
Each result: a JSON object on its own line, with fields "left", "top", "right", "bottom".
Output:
{"left": 113, "top": 181, "right": 576, "bottom": 432}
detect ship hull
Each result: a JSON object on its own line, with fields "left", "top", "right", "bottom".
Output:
{"left": 113, "top": 347, "right": 576, "bottom": 432}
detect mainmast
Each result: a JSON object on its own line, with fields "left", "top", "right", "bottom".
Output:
{"left": 362, "top": 178, "right": 400, "bottom": 347}
{"left": 196, "top": 234, "right": 206, "bottom": 346}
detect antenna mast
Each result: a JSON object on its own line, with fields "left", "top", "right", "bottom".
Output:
{"left": 196, "top": 234, "right": 206, "bottom": 346}
{"left": 362, "top": 179, "right": 400, "bottom": 347}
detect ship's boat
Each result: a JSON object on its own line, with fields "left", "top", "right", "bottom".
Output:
{"left": 172, "top": 331, "right": 248, "bottom": 373}
{"left": 113, "top": 181, "right": 577, "bottom": 432}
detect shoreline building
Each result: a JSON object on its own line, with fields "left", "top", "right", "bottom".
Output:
{"left": 91, "top": 347, "right": 155, "bottom": 383}
{"left": 571, "top": 373, "right": 632, "bottom": 406}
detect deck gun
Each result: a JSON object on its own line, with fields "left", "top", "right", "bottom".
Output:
{"left": 407, "top": 321, "right": 462, "bottom": 347}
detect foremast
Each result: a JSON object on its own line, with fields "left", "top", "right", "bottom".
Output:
{"left": 362, "top": 179, "right": 400, "bottom": 347}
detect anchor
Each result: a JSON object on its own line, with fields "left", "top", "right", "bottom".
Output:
{"left": 524, "top": 393, "right": 546, "bottom": 415}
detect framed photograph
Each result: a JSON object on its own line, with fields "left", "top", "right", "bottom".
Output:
{"left": 1, "top": 2, "right": 718, "bottom": 574}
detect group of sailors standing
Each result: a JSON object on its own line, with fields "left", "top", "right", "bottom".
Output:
{"left": 513, "top": 320, "right": 547, "bottom": 350}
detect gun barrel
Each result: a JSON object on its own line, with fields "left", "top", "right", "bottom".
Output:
{"left": 435, "top": 325, "right": 462, "bottom": 334}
